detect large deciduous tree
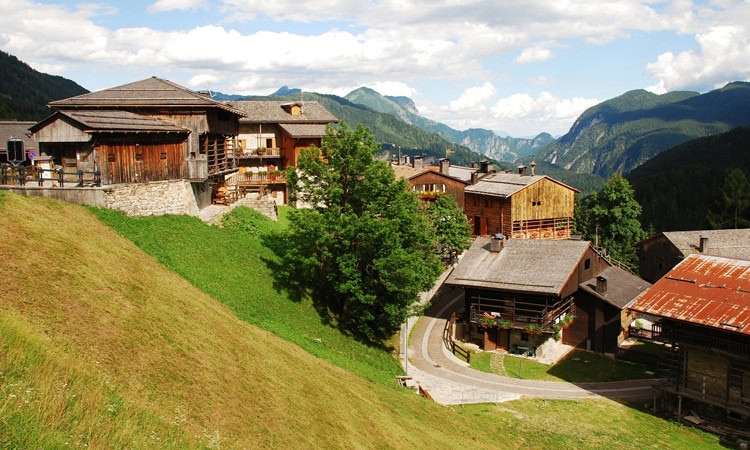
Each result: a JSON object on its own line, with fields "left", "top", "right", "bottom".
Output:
{"left": 578, "top": 174, "right": 646, "bottom": 270}
{"left": 283, "top": 122, "right": 443, "bottom": 343}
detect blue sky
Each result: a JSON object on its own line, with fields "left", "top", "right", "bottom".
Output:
{"left": 2, "top": 0, "right": 749, "bottom": 137}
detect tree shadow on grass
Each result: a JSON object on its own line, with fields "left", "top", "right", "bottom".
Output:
{"left": 261, "top": 229, "right": 394, "bottom": 351}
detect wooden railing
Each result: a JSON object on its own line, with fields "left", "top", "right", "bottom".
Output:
{"left": 0, "top": 164, "right": 101, "bottom": 187}
{"left": 445, "top": 312, "right": 470, "bottom": 363}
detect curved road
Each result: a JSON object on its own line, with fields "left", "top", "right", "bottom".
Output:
{"left": 403, "top": 285, "right": 662, "bottom": 405}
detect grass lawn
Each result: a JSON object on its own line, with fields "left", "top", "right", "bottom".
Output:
{"left": 469, "top": 348, "right": 660, "bottom": 382}
{"left": 91, "top": 205, "right": 404, "bottom": 386}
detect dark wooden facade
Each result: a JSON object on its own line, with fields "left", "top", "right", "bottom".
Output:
{"left": 408, "top": 170, "right": 469, "bottom": 208}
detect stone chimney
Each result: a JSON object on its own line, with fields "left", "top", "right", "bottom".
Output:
{"left": 439, "top": 158, "right": 450, "bottom": 174}
{"left": 530, "top": 160, "right": 537, "bottom": 176}
{"left": 471, "top": 161, "right": 479, "bottom": 169}
{"left": 489, "top": 233, "right": 506, "bottom": 252}
{"left": 412, "top": 156, "right": 423, "bottom": 170}
{"left": 699, "top": 235, "right": 709, "bottom": 252}
{"left": 481, "top": 161, "right": 494, "bottom": 173}
{"left": 471, "top": 172, "right": 481, "bottom": 184}
{"left": 596, "top": 276, "right": 608, "bottom": 295}
{"left": 518, "top": 165, "right": 528, "bottom": 176}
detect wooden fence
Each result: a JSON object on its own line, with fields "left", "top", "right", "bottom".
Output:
{"left": 0, "top": 164, "right": 101, "bottom": 187}
{"left": 445, "top": 312, "right": 470, "bottom": 364}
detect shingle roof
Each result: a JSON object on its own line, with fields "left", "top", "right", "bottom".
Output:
{"left": 445, "top": 237, "right": 592, "bottom": 296}
{"left": 661, "top": 229, "right": 750, "bottom": 260}
{"left": 58, "top": 110, "right": 188, "bottom": 133}
{"left": 628, "top": 254, "right": 750, "bottom": 335}
{"left": 49, "top": 77, "right": 245, "bottom": 116}
{"left": 230, "top": 100, "right": 338, "bottom": 123}
{"left": 278, "top": 123, "right": 329, "bottom": 138}
{"left": 580, "top": 266, "right": 651, "bottom": 309}
{"left": 0, "top": 121, "right": 36, "bottom": 151}
{"left": 464, "top": 171, "right": 578, "bottom": 197}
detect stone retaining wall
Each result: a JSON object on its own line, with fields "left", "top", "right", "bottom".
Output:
{"left": 103, "top": 180, "right": 200, "bottom": 216}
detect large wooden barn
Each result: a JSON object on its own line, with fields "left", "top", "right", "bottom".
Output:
{"left": 628, "top": 254, "right": 750, "bottom": 434}
{"left": 29, "top": 77, "right": 244, "bottom": 198}
{"left": 463, "top": 165, "right": 578, "bottom": 239}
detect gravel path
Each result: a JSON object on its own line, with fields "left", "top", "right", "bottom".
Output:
{"left": 402, "top": 282, "right": 661, "bottom": 405}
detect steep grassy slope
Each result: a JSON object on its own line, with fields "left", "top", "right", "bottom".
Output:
{"left": 0, "top": 192, "right": 719, "bottom": 448}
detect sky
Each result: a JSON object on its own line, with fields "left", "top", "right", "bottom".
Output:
{"left": 1, "top": 1, "right": 750, "bottom": 137}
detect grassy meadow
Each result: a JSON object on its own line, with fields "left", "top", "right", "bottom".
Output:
{"left": 0, "top": 191, "right": 721, "bottom": 448}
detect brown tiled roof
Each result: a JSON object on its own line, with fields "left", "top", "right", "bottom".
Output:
{"left": 278, "top": 123, "right": 329, "bottom": 138}
{"left": 49, "top": 77, "right": 245, "bottom": 116}
{"left": 230, "top": 100, "right": 338, "bottom": 123}
{"left": 580, "top": 266, "right": 651, "bottom": 309}
{"left": 58, "top": 110, "right": 188, "bottom": 133}
{"left": 628, "top": 254, "right": 750, "bottom": 335}
{"left": 445, "top": 237, "right": 592, "bottom": 296}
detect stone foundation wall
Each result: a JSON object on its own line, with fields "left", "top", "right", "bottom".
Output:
{"left": 103, "top": 180, "right": 199, "bottom": 216}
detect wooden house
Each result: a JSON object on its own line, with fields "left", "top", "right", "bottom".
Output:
{"left": 463, "top": 164, "right": 578, "bottom": 238}
{"left": 636, "top": 229, "right": 750, "bottom": 283}
{"left": 28, "top": 77, "right": 244, "bottom": 203}
{"left": 628, "top": 254, "right": 750, "bottom": 433}
{"left": 573, "top": 266, "right": 650, "bottom": 354}
{"left": 0, "top": 121, "right": 36, "bottom": 164}
{"left": 391, "top": 158, "right": 473, "bottom": 208}
{"left": 227, "top": 101, "right": 338, "bottom": 204}
{"left": 446, "top": 236, "right": 601, "bottom": 355}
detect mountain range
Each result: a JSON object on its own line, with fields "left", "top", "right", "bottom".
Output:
{"left": 533, "top": 82, "right": 750, "bottom": 179}
{"left": 2, "top": 49, "right": 749, "bottom": 216}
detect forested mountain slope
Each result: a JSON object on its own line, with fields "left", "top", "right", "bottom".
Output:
{"left": 534, "top": 82, "right": 750, "bottom": 179}
{"left": 627, "top": 126, "right": 750, "bottom": 231}
{"left": 0, "top": 51, "right": 88, "bottom": 120}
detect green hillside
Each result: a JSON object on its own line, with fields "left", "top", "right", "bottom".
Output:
{"left": 535, "top": 83, "right": 750, "bottom": 178}
{"left": 0, "top": 51, "right": 88, "bottom": 120}
{"left": 627, "top": 126, "right": 750, "bottom": 231}
{"left": 0, "top": 192, "right": 718, "bottom": 448}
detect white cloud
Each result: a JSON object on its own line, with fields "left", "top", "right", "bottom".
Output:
{"left": 449, "top": 82, "right": 497, "bottom": 112}
{"left": 647, "top": 25, "right": 750, "bottom": 93}
{"left": 187, "top": 73, "right": 224, "bottom": 88}
{"left": 148, "top": 0, "right": 208, "bottom": 13}
{"left": 515, "top": 46, "right": 553, "bottom": 64}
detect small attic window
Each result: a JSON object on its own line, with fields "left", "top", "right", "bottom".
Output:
{"left": 281, "top": 102, "right": 303, "bottom": 116}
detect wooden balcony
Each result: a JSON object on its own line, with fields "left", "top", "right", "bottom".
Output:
{"left": 236, "top": 148, "right": 282, "bottom": 159}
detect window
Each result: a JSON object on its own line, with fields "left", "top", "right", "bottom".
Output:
{"left": 520, "top": 333, "right": 529, "bottom": 342}
{"left": 584, "top": 258, "right": 591, "bottom": 270}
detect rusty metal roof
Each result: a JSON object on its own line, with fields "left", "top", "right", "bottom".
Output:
{"left": 628, "top": 254, "right": 750, "bottom": 335}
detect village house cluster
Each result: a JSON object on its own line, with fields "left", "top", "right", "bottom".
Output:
{"left": 2, "top": 76, "right": 750, "bottom": 437}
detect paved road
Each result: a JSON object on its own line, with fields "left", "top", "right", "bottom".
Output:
{"left": 403, "top": 284, "right": 662, "bottom": 405}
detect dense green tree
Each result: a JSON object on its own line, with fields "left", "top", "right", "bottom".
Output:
{"left": 427, "top": 194, "right": 472, "bottom": 264}
{"left": 283, "top": 122, "right": 443, "bottom": 343}
{"left": 578, "top": 174, "right": 646, "bottom": 270}
{"left": 707, "top": 168, "right": 750, "bottom": 229}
